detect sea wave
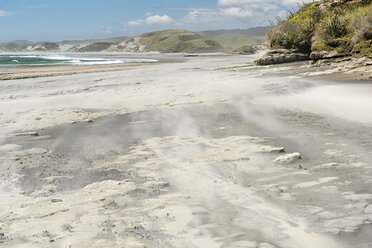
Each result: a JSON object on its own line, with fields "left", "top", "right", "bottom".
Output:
{"left": 0, "top": 54, "right": 158, "bottom": 66}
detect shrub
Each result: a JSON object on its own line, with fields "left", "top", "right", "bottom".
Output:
{"left": 269, "top": 0, "right": 372, "bottom": 58}
{"left": 290, "top": 2, "right": 323, "bottom": 52}
{"left": 269, "top": 2, "right": 323, "bottom": 52}
{"left": 311, "top": 40, "right": 333, "bottom": 51}
{"left": 269, "top": 20, "right": 302, "bottom": 49}
{"left": 320, "top": 10, "right": 349, "bottom": 40}
{"left": 352, "top": 40, "right": 372, "bottom": 57}
{"left": 351, "top": 15, "right": 372, "bottom": 44}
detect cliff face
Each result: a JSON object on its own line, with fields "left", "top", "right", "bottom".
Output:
{"left": 257, "top": 0, "right": 371, "bottom": 65}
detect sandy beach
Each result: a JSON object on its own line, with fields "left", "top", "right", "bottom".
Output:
{"left": 0, "top": 64, "right": 156, "bottom": 80}
{"left": 1, "top": 54, "right": 372, "bottom": 248}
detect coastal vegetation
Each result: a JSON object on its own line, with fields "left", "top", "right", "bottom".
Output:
{"left": 268, "top": 0, "right": 372, "bottom": 59}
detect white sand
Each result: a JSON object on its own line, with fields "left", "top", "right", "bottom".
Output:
{"left": 1, "top": 54, "right": 372, "bottom": 247}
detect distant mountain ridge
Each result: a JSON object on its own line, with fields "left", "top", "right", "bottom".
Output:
{"left": 0, "top": 27, "right": 270, "bottom": 53}
{"left": 0, "top": 36, "right": 129, "bottom": 52}
{"left": 10, "top": 40, "right": 34, "bottom": 45}
{"left": 199, "top": 26, "right": 271, "bottom": 38}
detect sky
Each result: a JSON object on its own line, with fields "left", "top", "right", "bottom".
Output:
{"left": 0, "top": 0, "right": 304, "bottom": 42}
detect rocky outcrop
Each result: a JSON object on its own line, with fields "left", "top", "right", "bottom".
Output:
{"left": 232, "top": 45, "right": 256, "bottom": 55}
{"left": 309, "top": 50, "right": 350, "bottom": 60}
{"left": 273, "top": 152, "right": 302, "bottom": 164}
{"left": 256, "top": 48, "right": 358, "bottom": 66}
{"left": 254, "top": 49, "right": 309, "bottom": 65}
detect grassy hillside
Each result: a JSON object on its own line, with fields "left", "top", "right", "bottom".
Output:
{"left": 212, "top": 34, "right": 266, "bottom": 51}
{"left": 171, "top": 38, "right": 224, "bottom": 53}
{"left": 75, "top": 29, "right": 268, "bottom": 53}
{"left": 139, "top": 29, "right": 267, "bottom": 52}
{"left": 77, "top": 41, "right": 116, "bottom": 52}
{"left": 268, "top": 0, "right": 372, "bottom": 58}
{"left": 199, "top": 27, "right": 270, "bottom": 51}
{"left": 73, "top": 29, "right": 224, "bottom": 53}
{"left": 139, "top": 29, "right": 224, "bottom": 52}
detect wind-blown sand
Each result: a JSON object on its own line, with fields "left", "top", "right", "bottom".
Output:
{"left": 0, "top": 54, "right": 372, "bottom": 247}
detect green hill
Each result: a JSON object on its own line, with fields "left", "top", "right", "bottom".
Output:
{"left": 73, "top": 29, "right": 225, "bottom": 53}
{"left": 138, "top": 29, "right": 225, "bottom": 53}
{"left": 211, "top": 34, "right": 266, "bottom": 51}
{"left": 76, "top": 41, "right": 116, "bottom": 52}
{"left": 171, "top": 38, "right": 224, "bottom": 53}
{"left": 199, "top": 27, "right": 270, "bottom": 51}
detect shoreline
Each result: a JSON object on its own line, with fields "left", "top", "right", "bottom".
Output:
{"left": 1, "top": 53, "right": 371, "bottom": 82}
{"left": 0, "top": 62, "right": 170, "bottom": 81}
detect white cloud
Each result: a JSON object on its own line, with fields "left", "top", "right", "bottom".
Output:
{"left": 218, "top": 0, "right": 313, "bottom": 10}
{"left": 101, "top": 25, "right": 113, "bottom": 34}
{"left": 128, "top": 15, "right": 174, "bottom": 26}
{"left": 183, "top": 5, "right": 279, "bottom": 28}
{"left": 0, "top": 10, "right": 11, "bottom": 16}
{"left": 122, "top": 0, "right": 312, "bottom": 33}
{"left": 224, "top": 7, "right": 253, "bottom": 18}
{"left": 218, "top": 0, "right": 252, "bottom": 5}
{"left": 184, "top": 7, "right": 254, "bottom": 23}
{"left": 218, "top": 0, "right": 305, "bottom": 7}
{"left": 146, "top": 15, "right": 174, "bottom": 25}
{"left": 182, "top": 0, "right": 313, "bottom": 28}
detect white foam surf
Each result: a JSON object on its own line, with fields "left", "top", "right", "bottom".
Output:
{"left": 0, "top": 54, "right": 159, "bottom": 66}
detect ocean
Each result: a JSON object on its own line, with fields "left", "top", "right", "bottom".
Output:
{"left": 0, "top": 54, "right": 158, "bottom": 67}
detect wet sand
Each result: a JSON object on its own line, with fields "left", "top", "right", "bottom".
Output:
{"left": 0, "top": 54, "right": 372, "bottom": 247}
{"left": 0, "top": 63, "right": 163, "bottom": 80}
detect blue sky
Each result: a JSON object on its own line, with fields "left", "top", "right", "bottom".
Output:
{"left": 0, "top": 0, "right": 302, "bottom": 42}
